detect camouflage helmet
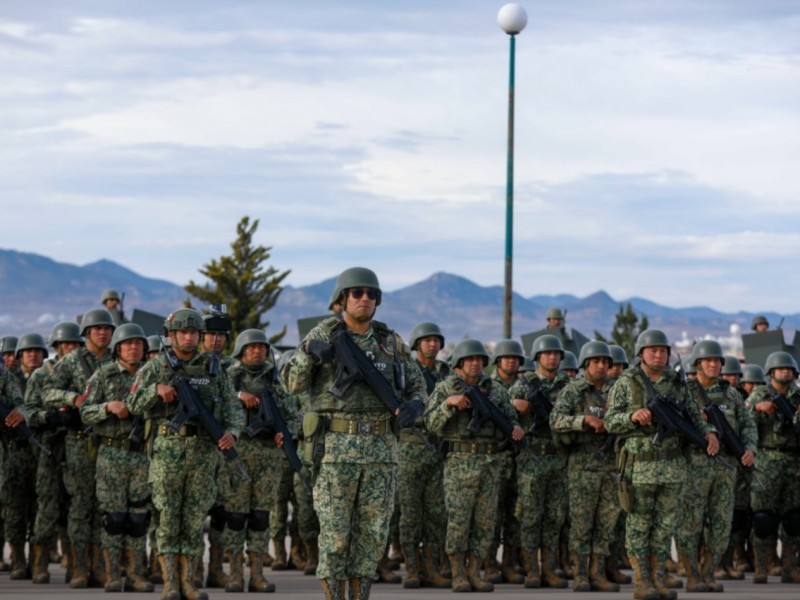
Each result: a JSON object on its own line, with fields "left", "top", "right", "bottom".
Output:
{"left": 764, "top": 351, "right": 799, "bottom": 376}
{"left": 409, "top": 322, "right": 445, "bottom": 351}
{"left": 15, "top": 333, "right": 49, "bottom": 359}
{"left": 163, "top": 308, "right": 205, "bottom": 333}
{"left": 80, "top": 308, "right": 116, "bottom": 336}
{"left": 751, "top": 315, "right": 769, "bottom": 331}
{"left": 635, "top": 329, "right": 671, "bottom": 357}
{"left": 0, "top": 336, "right": 18, "bottom": 355}
{"left": 232, "top": 329, "right": 270, "bottom": 359}
{"left": 531, "top": 334, "right": 564, "bottom": 361}
{"left": 101, "top": 289, "right": 121, "bottom": 303}
{"left": 450, "top": 339, "right": 489, "bottom": 368}
{"left": 609, "top": 345, "right": 629, "bottom": 367}
{"left": 49, "top": 321, "right": 84, "bottom": 346}
{"left": 691, "top": 340, "right": 724, "bottom": 366}
{"left": 492, "top": 339, "right": 525, "bottom": 364}
{"left": 146, "top": 335, "right": 162, "bottom": 354}
{"left": 721, "top": 355, "right": 743, "bottom": 377}
{"left": 741, "top": 363, "right": 766, "bottom": 385}
{"left": 331, "top": 267, "right": 382, "bottom": 307}
{"left": 546, "top": 307, "right": 564, "bottom": 320}
{"left": 560, "top": 350, "right": 579, "bottom": 371}
{"left": 111, "top": 323, "right": 147, "bottom": 357}
{"left": 518, "top": 357, "right": 535, "bottom": 373}
{"left": 577, "top": 340, "right": 612, "bottom": 369}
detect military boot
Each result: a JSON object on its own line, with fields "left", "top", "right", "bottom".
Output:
{"left": 148, "top": 547, "right": 162, "bottom": 584}
{"left": 205, "top": 544, "right": 228, "bottom": 588}
{"left": 606, "top": 540, "right": 631, "bottom": 584}
{"left": 465, "top": 553, "right": 494, "bottom": 592}
{"left": 63, "top": 540, "right": 73, "bottom": 583}
{"left": 560, "top": 537, "right": 574, "bottom": 579}
{"left": 303, "top": 538, "right": 318, "bottom": 575}
{"left": 402, "top": 544, "right": 420, "bottom": 588}
{"left": 541, "top": 547, "right": 568, "bottom": 588}
{"left": 629, "top": 556, "right": 659, "bottom": 600}
{"left": 124, "top": 548, "right": 154, "bottom": 592}
{"left": 179, "top": 555, "right": 208, "bottom": 600}
{"left": 103, "top": 547, "right": 123, "bottom": 592}
{"left": 247, "top": 551, "right": 276, "bottom": 592}
{"left": 679, "top": 552, "right": 709, "bottom": 592}
{"left": 650, "top": 555, "right": 678, "bottom": 599}
{"left": 159, "top": 554, "right": 181, "bottom": 600}
{"left": 521, "top": 548, "right": 541, "bottom": 588}
{"left": 780, "top": 540, "right": 800, "bottom": 583}
{"left": 377, "top": 555, "right": 401, "bottom": 583}
{"left": 225, "top": 550, "right": 245, "bottom": 592}
{"left": 439, "top": 546, "right": 452, "bottom": 579}
{"left": 572, "top": 554, "right": 591, "bottom": 592}
{"left": 320, "top": 578, "right": 345, "bottom": 600}
{"left": 767, "top": 541, "right": 782, "bottom": 576}
{"left": 753, "top": 541, "right": 769, "bottom": 584}
{"left": 70, "top": 543, "right": 90, "bottom": 588}
{"left": 449, "top": 553, "right": 472, "bottom": 592}
{"left": 482, "top": 547, "right": 501, "bottom": 583}
{"left": 289, "top": 533, "right": 306, "bottom": 571}
{"left": 701, "top": 549, "right": 723, "bottom": 591}
{"left": 589, "top": 553, "right": 619, "bottom": 592}
{"left": 32, "top": 543, "right": 50, "bottom": 584}
{"left": 420, "top": 545, "right": 451, "bottom": 588}
{"left": 9, "top": 542, "right": 27, "bottom": 580}
{"left": 501, "top": 544, "right": 524, "bottom": 583}
{"left": 0, "top": 538, "right": 7, "bottom": 572}
{"left": 731, "top": 532, "right": 750, "bottom": 575}
{"left": 716, "top": 544, "right": 735, "bottom": 580}
{"left": 348, "top": 577, "right": 373, "bottom": 600}
{"left": 262, "top": 550, "right": 273, "bottom": 567}
{"left": 271, "top": 538, "right": 287, "bottom": 571}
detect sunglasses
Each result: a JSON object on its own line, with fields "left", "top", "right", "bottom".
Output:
{"left": 349, "top": 288, "right": 380, "bottom": 301}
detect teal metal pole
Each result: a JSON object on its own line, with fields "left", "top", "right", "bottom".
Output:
{"left": 503, "top": 34, "right": 516, "bottom": 339}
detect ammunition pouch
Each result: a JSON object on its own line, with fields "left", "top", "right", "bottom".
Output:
{"left": 302, "top": 411, "right": 327, "bottom": 467}
{"left": 86, "top": 433, "right": 99, "bottom": 463}
{"left": 616, "top": 449, "right": 634, "bottom": 513}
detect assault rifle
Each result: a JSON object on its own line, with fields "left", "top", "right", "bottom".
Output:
{"left": 770, "top": 392, "right": 799, "bottom": 434}
{"left": 246, "top": 386, "right": 312, "bottom": 496}
{"left": 0, "top": 402, "right": 52, "bottom": 455}
{"left": 461, "top": 382, "right": 526, "bottom": 450}
{"left": 702, "top": 401, "right": 763, "bottom": 489}
{"left": 164, "top": 347, "right": 250, "bottom": 481}
{"left": 325, "top": 329, "right": 435, "bottom": 452}
{"left": 517, "top": 378, "right": 554, "bottom": 431}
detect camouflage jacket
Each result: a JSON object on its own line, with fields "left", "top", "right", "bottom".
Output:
{"left": 747, "top": 383, "right": 800, "bottom": 451}
{"left": 22, "top": 360, "right": 56, "bottom": 429}
{"left": 508, "top": 370, "right": 570, "bottom": 443}
{"left": 687, "top": 378, "right": 757, "bottom": 458}
{"left": 43, "top": 347, "right": 112, "bottom": 409}
{"left": 80, "top": 360, "right": 140, "bottom": 438}
{"left": 550, "top": 375, "right": 612, "bottom": 457}
{"left": 227, "top": 361, "right": 300, "bottom": 441}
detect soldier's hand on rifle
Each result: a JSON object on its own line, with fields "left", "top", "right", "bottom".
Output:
{"left": 511, "top": 425, "right": 524, "bottom": 441}
{"left": 106, "top": 401, "right": 129, "bottom": 419}
{"left": 446, "top": 394, "right": 470, "bottom": 411}
{"left": 157, "top": 384, "right": 178, "bottom": 403}
{"left": 740, "top": 449, "right": 755, "bottom": 467}
{"left": 274, "top": 431, "right": 284, "bottom": 448}
{"left": 754, "top": 401, "right": 776, "bottom": 415}
{"left": 705, "top": 433, "right": 719, "bottom": 456}
{"left": 4, "top": 408, "right": 25, "bottom": 428}
{"left": 238, "top": 391, "right": 260, "bottom": 409}
{"left": 218, "top": 432, "right": 236, "bottom": 451}
{"left": 583, "top": 415, "right": 606, "bottom": 433}
{"left": 305, "top": 339, "right": 334, "bottom": 364}
{"left": 396, "top": 400, "right": 424, "bottom": 428}
{"left": 631, "top": 408, "right": 652, "bottom": 426}
{"left": 511, "top": 398, "right": 530, "bottom": 413}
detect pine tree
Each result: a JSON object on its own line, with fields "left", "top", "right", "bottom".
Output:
{"left": 595, "top": 303, "right": 649, "bottom": 359}
{"left": 185, "top": 216, "right": 291, "bottom": 344}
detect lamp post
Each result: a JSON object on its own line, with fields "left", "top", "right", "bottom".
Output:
{"left": 497, "top": 3, "right": 527, "bottom": 339}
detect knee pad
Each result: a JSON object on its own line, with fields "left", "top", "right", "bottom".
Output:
{"left": 104, "top": 511, "right": 128, "bottom": 536}
{"left": 752, "top": 510, "right": 780, "bottom": 539}
{"left": 731, "top": 509, "right": 751, "bottom": 534}
{"left": 126, "top": 511, "right": 151, "bottom": 538}
{"left": 781, "top": 508, "right": 800, "bottom": 537}
{"left": 248, "top": 510, "right": 269, "bottom": 533}
{"left": 209, "top": 505, "right": 227, "bottom": 532}
{"left": 227, "top": 511, "right": 248, "bottom": 532}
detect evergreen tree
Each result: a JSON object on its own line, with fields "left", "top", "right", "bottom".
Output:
{"left": 185, "top": 216, "right": 290, "bottom": 344}
{"left": 595, "top": 303, "right": 649, "bottom": 360}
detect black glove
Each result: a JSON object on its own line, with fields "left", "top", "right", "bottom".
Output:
{"left": 44, "top": 410, "right": 61, "bottom": 428}
{"left": 305, "top": 339, "right": 334, "bottom": 364}
{"left": 396, "top": 400, "right": 425, "bottom": 428}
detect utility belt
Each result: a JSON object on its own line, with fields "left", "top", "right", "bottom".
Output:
{"left": 328, "top": 418, "right": 392, "bottom": 436}
{"left": 400, "top": 429, "right": 434, "bottom": 444}
{"left": 445, "top": 440, "right": 501, "bottom": 455}
{"left": 66, "top": 429, "right": 90, "bottom": 439}
{"left": 156, "top": 423, "right": 211, "bottom": 440}
{"left": 527, "top": 441, "right": 559, "bottom": 456}
{"left": 96, "top": 435, "right": 144, "bottom": 453}
{"left": 1, "top": 436, "right": 30, "bottom": 450}
{"left": 629, "top": 447, "right": 684, "bottom": 462}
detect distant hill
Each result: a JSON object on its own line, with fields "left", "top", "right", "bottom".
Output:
{"left": 1, "top": 248, "right": 798, "bottom": 346}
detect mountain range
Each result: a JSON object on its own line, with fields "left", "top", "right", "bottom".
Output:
{"left": 1, "top": 248, "right": 797, "bottom": 347}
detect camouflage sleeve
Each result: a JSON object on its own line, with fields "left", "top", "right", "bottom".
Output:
{"left": 23, "top": 368, "right": 48, "bottom": 427}
{"left": 79, "top": 369, "right": 112, "bottom": 426}
{"left": 127, "top": 359, "right": 165, "bottom": 415}
{"left": 550, "top": 383, "right": 585, "bottom": 432}
{"left": 218, "top": 369, "right": 244, "bottom": 440}
{"left": 400, "top": 350, "right": 427, "bottom": 405}
{"left": 746, "top": 386, "right": 770, "bottom": 425}
{"left": 508, "top": 378, "right": 528, "bottom": 401}
{"left": 282, "top": 329, "right": 326, "bottom": 394}
{"left": 1, "top": 371, "right": 25, "bottom": 415}
{"left": 42, "top": 355, "right": 80, "bottom": 409}
{"left": 731, "top": 388, "right": 758, "bottom": 452}
{"left": 275, "top": 382, "right": 301, "bottom": 437}
{"left": 424, "top": 379, "right": 457, "bottom": 434}
{"left": 493, "top": 383, "right": 520, "bottom": 426}
{"left": 680, "top": 382, "right": 714, "bottom": 436}
{"left": 605, "top": 377, "right": 638, "bottom": 434}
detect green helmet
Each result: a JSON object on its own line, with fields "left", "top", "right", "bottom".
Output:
{"left": 518, "top": 357, "right": 535, "bottom": 373}
{"left": 691, "top": 340, "right": 724, "bottom": 366}
{"left": 609, "top": 345, "right": 629, "bottom": 367}
{"left": 764, "top": 351, "right": 799, "bottom": 376}
{"left": 560, "top": 350, "right": 579, "bottom": 371}
{"left": 531, "top": 334, "right": 564, "bottom": 361}
{"left": 682, "top": 357, "right": 697, "bottom": 376}
{"left": 111, "top": 323, "right": 147, "bottom": 357}
{"left": 635, "top": 329, "right": 671, "bottom": 357}
{"left": 49, "top": 322, "right": 84, "bottom": 346}
{"left": 751, "top": 315, "right": 769, "bottom": 331}
{"left": 331, "top": 267, "right": 382, "bottom": 307}
{"left": 232, "top": 329, "right": 270, "bottom": 359}
{"left": 741, "top": 364, "right": 766, "bottom": 385}
{"left": 721, "top": 355, "right": 743, "bottom": 376}
{"left": 0, "top": 336, "right": 18, "bottom": 354}
{"left": 546, "top": 307, "right": 564, "bottom": 320}
{"left": 492, "top": 339, "right": 525, "bottom": 364}
{"left": 450, "top": 339, "right": 489, "bottom": 368}
{"left": 15, "top": 333, "right": 49, "bottom": 359}
{"left": 409, "top": 322, "right": 445, "bottom": 351}
{"left": 101, "top": 289, "right": 120, "bottom": 303}
{"left": 577, "top": 340, "right": 612, "bottom": 369}
{"left": 164, "top": 308, "right": 205, "bottom": 333}
{"left": 146, "top": 335, "right": 162, "bottom": 354}
{"left": 80, "top": 308, "right": 117, "bottom": 336}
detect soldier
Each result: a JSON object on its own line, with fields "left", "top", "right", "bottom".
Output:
{"left": 550, "top": 340, "right": 620, "bottom": 592}
{"left": 424, "top": 339, "right": 523, "bottom": 592}
{"left": 608, "top": 346, "right": 629, "bottom": 381}
{"left": 128, "top": 308, "right": 244, "bottom": 600}
{"left": 721, "top": 356, "right": 743, "bottom": 389}
{"left": 508, "top": 334, "right": 571, "bottom": 589}
{"left": 740, "top": 364, "right": 766, "bottom": 398}
{"left": 747, "top": 351, "right": 800, "bottom": 584}
{"left": 398, "top": 322, "right": 450, "bottom": 589}
{"left": 750, "top": 316, "right": 769, "bottom": 333}
{"left": 546, "top": 308, "right": 565, "bottom": 330}
{"left": 675, "top": 340, "right": 756, "bottom": 593}
{"left": 147, "top": 335, "right": 162, "bottom": 361}
{"left": 43, "top": 308, "right": 116, "bottom": 588}
{"left": 606, "top": 329, "right": 719, "bottom": 600}
{"left": 101, "top": 289, "right": 127, "bottom": 326}
{"left": 1, "top": 336, "right": 20, "bottom": 377}
{"left": 80, "top": 323, "right": 154, "bottom": 593}
{"left": 24, "top": 322, "right": 84, "bottom": 584}
{"left": 560, "top": 351, "right": 579, "bottom": 379}
{"left": 282, "top": 267, "right": 426, "bottom": 600}
{"left": 224, "top": 328, "right": 295, "bottom": 593}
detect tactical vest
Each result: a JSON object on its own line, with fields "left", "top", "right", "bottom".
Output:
{"left": 752, "top": 384, "right": 800, "bottom": 450}
{"left": 568, "top": 378, "right": 610, "bottom": 447}
{"left": 92, "top": 363, "right": 136, "bottom": 438}
{"left": 439, "top": 374, "right": 503, "bottom": 441}
{"left": 231, "top": 363, "right": 277, "bottom": 433}
{"left": 621, "top": 368, "right": 684, "bottom": 439}
{"left": 518, "top": 371, "right": 567, "bottom": 439}
{"left": 146, "top": 352, "right": 224, "bottom": 423}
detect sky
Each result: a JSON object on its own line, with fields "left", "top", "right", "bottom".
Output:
{"left": 1, "top": 0, "right": 799, "bottom": 313}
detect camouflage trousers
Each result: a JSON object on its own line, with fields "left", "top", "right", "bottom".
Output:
{"left": 293, "top": 461, "right": 319, "bottom": 542}
{"left": 491, "top": 451, "right": 520, "bottom": 549}
{"left": 32, "top": 432, "right": 68, "bottom": 544}
{"left": 269, "top": 449, "right": 294, "bottom": 541}
{"left": 675, "top": 455, "right": 734, "bottom": 559}
{"left": 314, "top": 461, "right": 396, "bottom": 580}
{"left": 626, "top": 482, "right": 683, "bottom": 560}
{"left": 64, "top": 433, "right": 99, "bottom": 545}
{"left": 566, "top": 453, "right": 620, "bottom": 556}
{"left": 96, "top": 445, "right": 150, "bottom": 552}
{"left": 516, "top": 452, "right": 568, "bottom": 550}
{"left": 398, "top": 449, "right": 446, "bottom": 546}
{"left": 750, "top": 449, "right": 800, "bottom": 545}
{"left": 149, "top": 435, "right": 219, "bottom": 556}
{"left": 0, "top": 442, "right": 37, "bottom": 544}
{"left": 443, "top": 451, "right": 502, "bottom": 556}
